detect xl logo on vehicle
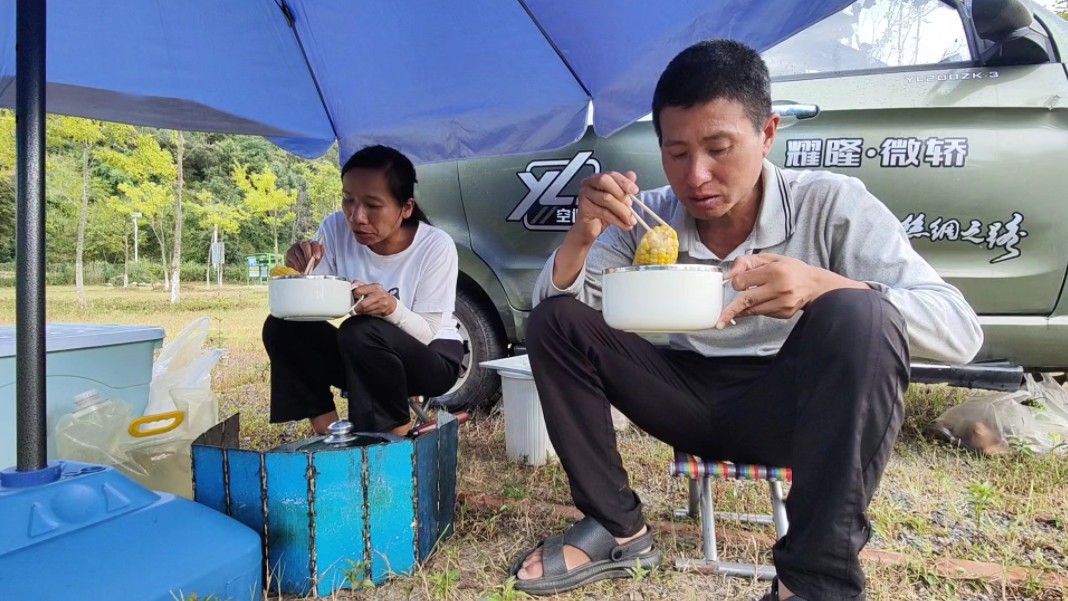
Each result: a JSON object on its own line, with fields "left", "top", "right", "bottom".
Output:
{"left": 508, "top": 151, "right": 601, "bottom": 231}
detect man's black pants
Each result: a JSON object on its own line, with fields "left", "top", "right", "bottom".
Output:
{"left": 526, "top": 289, "right": 909, "bottom": 601}
{"left": 262, "top": 315, "right": 461, "bottom": 432}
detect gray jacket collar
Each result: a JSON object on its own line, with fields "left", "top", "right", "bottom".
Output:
{"left": 672, "top": 160, "right": 795, "bottom": 261}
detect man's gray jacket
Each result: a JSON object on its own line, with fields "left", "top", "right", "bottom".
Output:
{"left": 533, "top": 160, "right": 984, "bottom": 365}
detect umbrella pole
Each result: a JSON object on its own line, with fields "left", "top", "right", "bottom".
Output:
{"left": 15, "top": 0, "right": 48, "bottom": 474}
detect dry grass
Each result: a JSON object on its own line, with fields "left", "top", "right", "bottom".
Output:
{"left": 3, "top": 285, "right": 1066, "bottom": 601}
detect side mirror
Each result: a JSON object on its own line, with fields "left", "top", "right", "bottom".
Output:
{"left": 971, "top": 0, "right": 1052, "bottom": 66}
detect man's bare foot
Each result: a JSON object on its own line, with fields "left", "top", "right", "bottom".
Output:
{"left": 777, "top": 581, "right": 796, "bottom": 600}
{"left": 390, "top": 422, "right": 412, "bottom": 437}
{"left": 516, "top": 525, "right": 650, "bottom": 580}
{"left": 310, "top": 411, "right": 339, "bottom": 435}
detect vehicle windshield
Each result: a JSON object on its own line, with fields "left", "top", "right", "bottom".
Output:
{"left": 763, "top": 0, "right": 972, "bottom": 78}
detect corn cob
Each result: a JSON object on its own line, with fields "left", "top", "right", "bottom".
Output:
{"left": 269, "top": 265, "right": 302, "bottom": 278}
{"left": 633, "top": 225, "right": 679, "bottom": 265}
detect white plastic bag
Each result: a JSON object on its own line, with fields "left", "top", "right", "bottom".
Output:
{"left": 117, "top": 317, "right": 226, "bottom": 497}
{"left": 145, "top": 317, "right": 225, "bottom": 416}
{"left": 930, "top": 374, "right": 1068, "bottom": 455}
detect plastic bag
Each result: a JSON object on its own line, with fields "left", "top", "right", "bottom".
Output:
{"left": 145, "top": 317, "right": 225, "bottom": 416}
{"left": 113, "top": 317, "right": 225, "bottom": 497}
{"left": 929, "top": 374, "right": 1068, "bottom": 455}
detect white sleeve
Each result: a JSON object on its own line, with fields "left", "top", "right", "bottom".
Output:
{"left": 381, "top": 305, "right": 440, "bottom": 345}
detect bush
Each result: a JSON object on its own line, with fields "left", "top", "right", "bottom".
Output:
{"left": 0, "top": 261, "right": 251, "bottom": 287}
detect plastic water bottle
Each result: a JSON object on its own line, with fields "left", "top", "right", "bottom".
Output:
{"left": 54, "top": 390, "right": 134, "bottom": 466}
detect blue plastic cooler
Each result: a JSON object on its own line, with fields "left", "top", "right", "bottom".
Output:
{"left": 0, "top": 461, "right": 262, "bottom": 601}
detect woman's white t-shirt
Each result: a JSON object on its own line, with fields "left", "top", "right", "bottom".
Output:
{"left": 311, "top": 212, "right": 462, "bottom": 344}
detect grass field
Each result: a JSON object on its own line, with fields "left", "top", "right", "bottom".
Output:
{"left": 2, "top": 284, "right": 1066, "bottom": 601}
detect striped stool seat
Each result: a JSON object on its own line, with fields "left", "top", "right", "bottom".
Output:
{"left": 670, "top": 452, "right": 792, "bottom": 482}
{"left": 669, "top": 450, "right": 791, "bottom": 580}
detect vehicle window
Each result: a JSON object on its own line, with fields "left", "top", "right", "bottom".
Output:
{"left": 763, "top": 0, "right": 972, "bottom": 78}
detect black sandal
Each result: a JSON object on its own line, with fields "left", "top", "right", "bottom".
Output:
{"left": 509, "top": 517, "right": 661, "bottom": 596}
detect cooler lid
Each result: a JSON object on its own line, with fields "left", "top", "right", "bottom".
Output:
{"left": 479, "top": 354, "right": 532, "bottom": 378}
{"left": 0, "top": 323, "right": 166, "bottom": 358}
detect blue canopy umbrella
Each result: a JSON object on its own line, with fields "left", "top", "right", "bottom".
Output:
{"left": 3, "top": 0, "right": 852, "bottom": 475}
{"left": 2, "top": 0, "right": 850, "bottom": 164}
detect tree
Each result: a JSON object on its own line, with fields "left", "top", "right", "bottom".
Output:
{"left": 43, "top": 153, "right": 84, "bottom": 267}
{"left": 233, "top": 164, "right": 296, "bottom": 255}
{"left": 56, "top": 118, "right": 102, "bottom": 304}
{"left": 117, "top": 180, "right": 173, "bottom": 285}
{"left": 307, "top": 159, "right": 342, "bottom": 225}
{"left": 188, "top": 189, "right": 247, "bottom": 238}
{"left": 0, "top": 112, "right": 16, "bottom": 262}
{"left": 88, "top": 197, "right": 133, "bottom": 285}
{"left": 187, "top": 189, "right": 248, "bottom": 281}
{"left": 0, "top": 177, "right": 14, "bottom": 263}
{"left": 99, "top": 132, "right": 177, "bottom": 288}
{"left": 0, "top": 111, "right": 14, "bottom": 170}
{"left": 47, "top": 117, "right": 135, "bottom": 304}
{"left": 0, "top": 113, "right": 343, "bottom": 279}
{"left": 170, "top": 131, "right": 185, "bottom": 303}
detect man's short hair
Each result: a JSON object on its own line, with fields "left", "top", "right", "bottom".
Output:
{"left": 652, "top": 40, "right": 772, "bottom": 143}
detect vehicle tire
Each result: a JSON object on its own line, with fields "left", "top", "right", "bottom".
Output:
{"left": 430, "top": 286, "right": 506, "bottom": 412}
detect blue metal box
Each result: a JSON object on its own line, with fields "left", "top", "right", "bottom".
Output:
{"left": 191, "top": 411, "right": 460, "bottom": 597}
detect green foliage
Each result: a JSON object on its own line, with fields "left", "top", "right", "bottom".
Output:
{"left": 0, "top": 261, "right": 248, "bottom": 288}
{"left": 188, "top": 189, "right": 247, "bottom": 237}
{"left": 233, "top": 163, "right": 297, "bottom": 255}
{"left": 0, "top": 110, "right": 341, "bottom": 269}
{"left": 502, "top": 479, "right": 527, "bottom": 501}
{"left": 0, "top": 111, "right": 15, "bottom": 171}
{"left": 98, "top": 131, "right": 176, "bottom": 184}
{"left": 1052, "top": 0, "right": 1068, "bottom": 20}
{"left": 0, "top": 177, "right": 14, "bottom": 262}
{"left": 480, "top": 577, "right": 529, "bottom": 601}
{"left": 340, "top": 559, "right": 375, "bottom": 590}
{"left": 966, "top": 480, "right": 997, "bottom": 528}
{"left": 428, "top": 567, "right": 461, "bottom": 600}
{"left": 307, "top": 159, "right": 342, "bottom": 222}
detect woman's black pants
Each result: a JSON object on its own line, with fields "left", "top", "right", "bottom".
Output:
{"left": 262, "top": 315, "right": 461, "bottom": 432}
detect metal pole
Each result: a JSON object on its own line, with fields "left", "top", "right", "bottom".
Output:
{"left": 214, "top": 224, "right": 222, "bottom": 287}
{"left": 207, "top": 225, "right": 216, "bottom": 289}
{"left": 15, "top": 0, "right": 47, "bottom": 473}
{"left": 700, "top": 477, "right": 718, "bottom": 562}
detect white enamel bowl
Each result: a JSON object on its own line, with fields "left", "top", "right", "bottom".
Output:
{"left": 602, "top": 264, "right": 726, "bottom": 332}
{"left": 268, "top": 275, "right": 355, "bottom": 321}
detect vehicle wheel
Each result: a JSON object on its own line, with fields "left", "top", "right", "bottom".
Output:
{"left": 431, "top": 286, "right": 506, "bottom": 412}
